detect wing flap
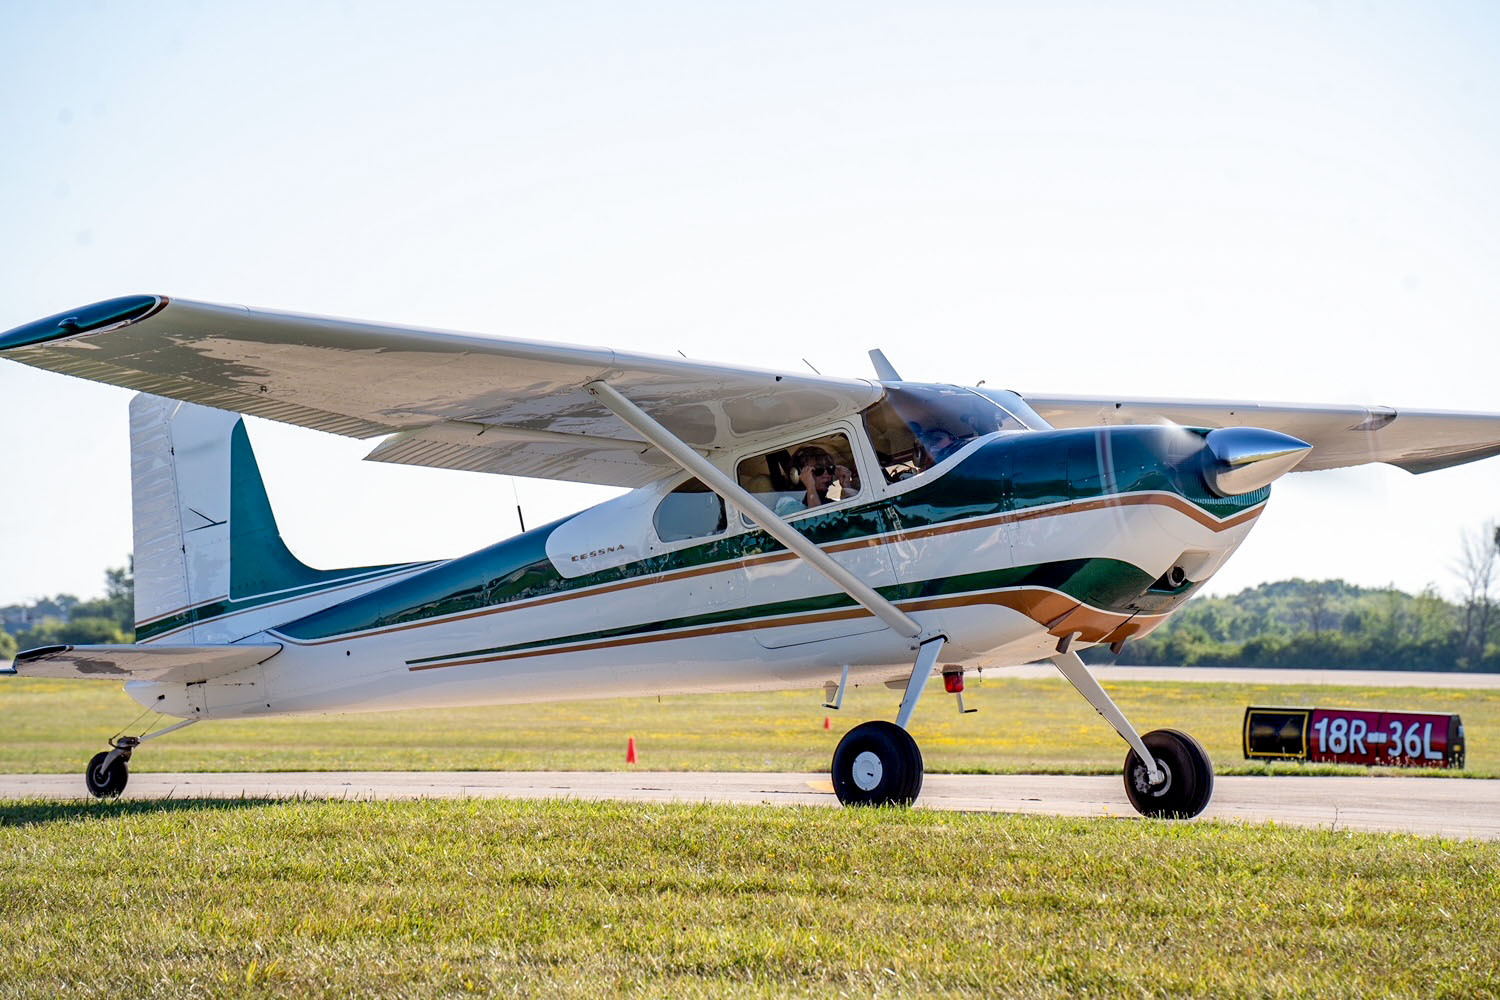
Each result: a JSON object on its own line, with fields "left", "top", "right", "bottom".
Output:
{"left": 362, "top": 420, "right": 682, "bottom": 487}
{"left": 1026, "top": 395, "right": 1500, "bottom": 474}
{"left": 10, "top": 643, "right": 282, "bottom": 683}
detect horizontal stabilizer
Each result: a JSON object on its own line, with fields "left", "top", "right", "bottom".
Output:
{"left": 9, "top": 643, "right": 281, "bottom": 683}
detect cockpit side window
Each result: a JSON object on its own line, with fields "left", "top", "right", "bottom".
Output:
{"left": 862, "top": 384, "right": 1035, "bottom": 483}
{"left": 735, "top": 432, "right": 861, "bottom": 518}
{"left": 653, "top": 477, "right": 727, "bottom": 543}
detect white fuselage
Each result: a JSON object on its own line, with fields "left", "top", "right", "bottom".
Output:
{"left": 130, "top": 443, "right": 1262, "bottom": 721}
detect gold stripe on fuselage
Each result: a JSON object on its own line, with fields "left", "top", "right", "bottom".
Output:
{"left": 405, "top": 585, "right": 1173, "bottom": 672}
{"left": 276, "top": 492, "right": 1262, "bottom": 648}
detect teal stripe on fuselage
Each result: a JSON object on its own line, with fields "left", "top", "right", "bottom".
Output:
{"left": 404, "top": 556, "right": 1195, "bottom": 667}
{"left": 133, "top": 420, "right": 424, "bottom": 642}
{"left": 273, "top": 425, "right": 1252, "bottom": 643}
{"left": 134, "top": 563, "right": 433, "bottom": 642}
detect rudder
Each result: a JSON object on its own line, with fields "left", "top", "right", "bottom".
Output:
{"left": 130, "top": 394, "right": 237, "bottom": 640}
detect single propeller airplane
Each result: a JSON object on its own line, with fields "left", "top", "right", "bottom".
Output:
{"left": 5, "top": 295, "right": 1500, "bottom": 816}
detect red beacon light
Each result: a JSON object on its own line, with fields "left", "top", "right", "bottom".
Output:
{"left": 943, "top": 670, "right": 964, "bottom": 694}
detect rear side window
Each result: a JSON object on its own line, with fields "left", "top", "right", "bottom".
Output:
{"left": 653, "top": 478, "right": 727, "bottom": 543}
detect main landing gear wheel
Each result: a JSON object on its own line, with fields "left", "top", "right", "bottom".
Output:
{"left": 832, "top": 720, "right": 924, "bottom": 807}
{"left": 85, "top": 750, "right": 130, "bottom": 799}
{"left": 1123, "top": 729, "right": 1213, "bottom": 819}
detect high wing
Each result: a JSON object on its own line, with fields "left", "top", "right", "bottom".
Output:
{"left": 1024, "top": 394, "right": 1500, "bottom": 474}
{"left": 0, "top": 295, "right": 881, "bottom": 487}
{"left": 9, "top": 643, "right": 282, "bottom": 683}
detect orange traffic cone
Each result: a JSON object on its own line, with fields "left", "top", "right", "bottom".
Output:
{"left": 823, "top": 716, "right": 831, "bottom": 730}
{"left": 626, "top": 736, "right": 637, "bottom": 764}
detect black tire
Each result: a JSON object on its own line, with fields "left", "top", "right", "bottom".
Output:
{"left": 831, "top": 720, "right": 924, "bottom": 806}
{"left": 1123, "top": 729, "right": 1213, "bottom": 819}
{"left": 85, "top": 750, "right": 129, "bottom": 799}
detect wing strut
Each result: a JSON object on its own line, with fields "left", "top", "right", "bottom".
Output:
{"left": 585, "top": 379, "right": 929, "bottom": 643}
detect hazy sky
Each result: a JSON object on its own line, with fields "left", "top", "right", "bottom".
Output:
{"left": 3, "top": 1, "right": 1499, "bottom": 608}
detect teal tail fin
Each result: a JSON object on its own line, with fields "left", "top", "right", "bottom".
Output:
{"left": 129, "top": 394, "right": 410, "bottom": 642}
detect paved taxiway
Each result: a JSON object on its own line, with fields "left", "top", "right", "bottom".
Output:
{"left": 4, "top": 770, "right": 1496, "bottom": 840}
{"left": 5, "top": 666, "right": 1492, "bottom": 837}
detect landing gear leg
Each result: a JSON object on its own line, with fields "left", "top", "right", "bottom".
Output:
{"left": 83, "top": 717, "right": 199, "bottom": 800}
{"left": 832, "top": 635, "right": 945, "bottom": 807}
{"left": 1048, "top": 648, "right": 1214, "bottom": 818}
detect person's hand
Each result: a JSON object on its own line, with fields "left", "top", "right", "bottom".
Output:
{"left": 800, "top": 459, "right": 835, "bottom": 505}
{"left": 829, "top": 464, "right": 856, "bottom": 500}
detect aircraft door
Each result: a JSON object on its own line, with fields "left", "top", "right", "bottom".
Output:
{"left": 736, "top": 424, "right": 904, "bottom": 652}
{"left": 882, "top": 438, "right": 1015, "bottom": 642}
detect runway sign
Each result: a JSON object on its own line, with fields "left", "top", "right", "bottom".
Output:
{"left": 1243, "top": 706, "right": 1465, "bottom": 768}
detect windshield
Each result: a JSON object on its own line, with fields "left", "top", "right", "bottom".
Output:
{"left": 971, "top": 387, "right": 1052, "bottom": 433}
{"left": 861, "top": 384, "right": 1046, "bottom": 484}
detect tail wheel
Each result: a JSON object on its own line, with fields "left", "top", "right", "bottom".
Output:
{"left": 832, "top": 720, "right": 924, "bottom": 807}
{"left": 85, "top": 750, "right": 129, "bottom": 799}
{"left": 1123, "top": 729, "right": 1213, "bottom": 819}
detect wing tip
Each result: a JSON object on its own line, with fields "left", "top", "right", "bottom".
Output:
{"left": 1, "top": 295, "right": 168, "bottom": 351}
{"left": 14, "top": 644, "right": 70, "bottom": 664}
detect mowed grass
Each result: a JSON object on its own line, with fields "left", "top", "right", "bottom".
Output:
{"left": 3, "top": 672, "right": 1497, "bottom": 777}
{"left": 2, "top": 797, "right": 1497, "bottom": 998}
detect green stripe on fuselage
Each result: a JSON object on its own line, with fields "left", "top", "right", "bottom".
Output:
{"left": 133, "top": 423, "right": 421, "bottom": 641}
{"left": 273, "top": 425, "right": 1249, "bottom": 643}
{"left": 404, "top": 556, "right": 1191, "bottom": 667}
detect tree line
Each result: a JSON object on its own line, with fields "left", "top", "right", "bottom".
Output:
{"left": 0, "top": 561, "right": 134, "bottom": 661}
{"left": 1094, "top": 577, "right": 1500, "bottom": 672}
{"left": 1098, "top": 522, "right": 1500, "bottom": 672}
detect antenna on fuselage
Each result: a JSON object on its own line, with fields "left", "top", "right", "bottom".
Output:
{"left": 868, "top": 349, "right": 902, "bottom": 382}
{"left": 511, "top": 477, "right": 526, "bottom": 533}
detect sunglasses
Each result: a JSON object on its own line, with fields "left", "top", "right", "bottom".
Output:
{"left": 808, "top": 465, "right": 835, "bottom": 476}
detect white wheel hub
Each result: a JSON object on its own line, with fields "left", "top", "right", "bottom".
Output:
{"left": 852, "top": 750, "right": 884, "bottom": 790}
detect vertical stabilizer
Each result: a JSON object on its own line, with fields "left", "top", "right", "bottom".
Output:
{"left": 129, "top": 393, "right": 420, "bottom": 644}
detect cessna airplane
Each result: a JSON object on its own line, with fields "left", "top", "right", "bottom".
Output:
{"left": 5, "top": 295, "right": 1500, "bottom": 816}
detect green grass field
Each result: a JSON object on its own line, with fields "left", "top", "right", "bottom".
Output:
{"left": 3, "top": 672, "right": 1496, "bottom": 777}
{"left": 5, "top": 676, "right": 1498, "bottom": 996}
{"left": 2, "top": 797, "right": 1496, "bottom": 998}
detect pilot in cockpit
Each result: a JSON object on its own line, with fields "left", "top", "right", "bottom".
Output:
{"left": 915, "top": 424, "right": 971, "bottom": 470}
